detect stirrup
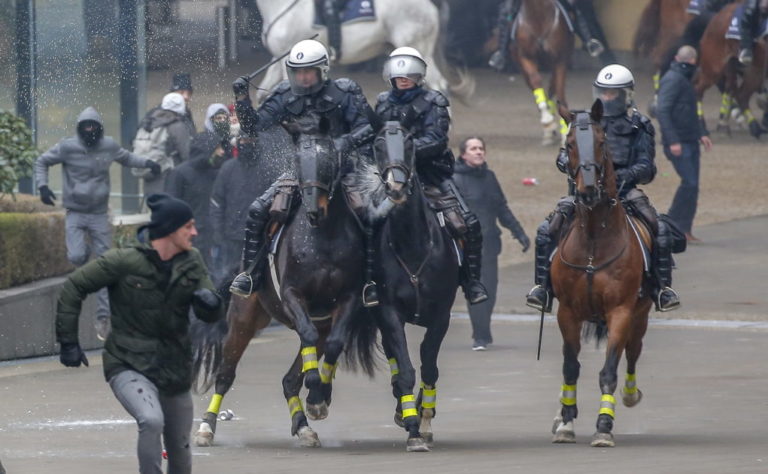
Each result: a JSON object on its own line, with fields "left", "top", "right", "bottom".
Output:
{"left": 362, "top": 281, "right": 379, "bottom": 307}
{"left": 738, "top": 48, "right": 753, "bottom": 66}
{"left": 586, "top": 39, "right": 605, "bottom": 58}
{"left": 229, "top": 272, "right": 254, "bottom": 298}
{"left": 488, "top": 50, "right": 506, "bottom": 72}
{"left": 526, "top": 285, "right": 552, "bottom": 313}
{"left": 656, "top": 286, "right": 680, "bottom": 313}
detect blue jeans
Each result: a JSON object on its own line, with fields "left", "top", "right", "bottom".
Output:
{"left": 664, "top": 142, "right": 700, "bottom": 234}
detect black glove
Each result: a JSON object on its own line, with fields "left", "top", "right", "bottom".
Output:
{"left": 518, "top": 233, "right": 531, "bottom": 253}
{"left": 59, "top": 342, "right": 89, "bottom": 368}
{"left": 193, "top": 288, "right": 222, "bottom": 312}
{"left": 232, "top": 76, "right": 250, "bottom": 97}
{"left": 146, "top": 160, "right": 162, "bottom": 177}
{"left": 39, "top": 185, "right": 57, "bottom": 206}
{"left": 616, "top": 168, "right": 635, "bottom": 187}
{"left": 333, "top": 135, "right": 351, "bottom": 155}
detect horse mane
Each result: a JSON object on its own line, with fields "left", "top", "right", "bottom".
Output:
{"left": 353, "top": 161, "right": 390, "bottom": 218}
{"left": 633, "top": 0, "right": 662, "bottom": 57}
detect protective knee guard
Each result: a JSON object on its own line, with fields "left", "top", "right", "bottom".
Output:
{"left": 654, "top": 218, "right": 674, "bottom": 289}
{"left": 534, "top": 221, "right": 553, "bottom": 288}
{"left": 548, "top": 196, "right": 576, "bottom": 240}
{"left": 461, "top": 211, "right": 483, "bottom": 283}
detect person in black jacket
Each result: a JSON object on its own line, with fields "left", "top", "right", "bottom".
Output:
{"left": 657, "top": 45, "right": 713, "bottom": 242}
{"left": 166, "top": 132, "right": 231, "bottom": 268}
{"left": 453, "top": 137, "right": 529, "bottom": 350}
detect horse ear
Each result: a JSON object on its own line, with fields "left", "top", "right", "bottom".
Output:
{"left": 591, "top": 99, "right": 604, "bottom": 123}
{"left": 557, "top": 101, "right": 573, "bottom": 125}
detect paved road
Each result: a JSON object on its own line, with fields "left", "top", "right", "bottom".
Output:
{"left": 1, "top": 315, "right": 766, "bottom": 473}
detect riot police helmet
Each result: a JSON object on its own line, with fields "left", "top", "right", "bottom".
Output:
{"left": 285, "top": 39, "right": 330, "bottom": 96}
{"left": 592, "top": 64, "right": 635, "bottom": 117}
{"left": 383, "top": 47, "right": 427, "bottom": 88}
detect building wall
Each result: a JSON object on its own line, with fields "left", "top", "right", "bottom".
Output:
{"left": 595, "top": 0, "right": 649, "bottom": 51}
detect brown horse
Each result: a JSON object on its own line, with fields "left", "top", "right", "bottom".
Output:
{"left": 506, "top": 0, "right": 574, "bottom": 146}
{"left": 696, "top": 1, "right": 768, "bottom": 138}
{"left": 549, "top": 101, "right": 653, "bottom": 448}
{"left": 633, "top": 0, "right": 692, "bottom": 90}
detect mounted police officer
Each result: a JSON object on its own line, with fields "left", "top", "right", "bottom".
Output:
{"left": 738, "top": 0, "right": 768, "bottom": 65}
{"left": 489, "top": 0, "right": 613, "bottom": 71}
{"left": 375, "top": 47, "right": 488, "bottom": 305}
{"left": 229, "top": 39, "right": 374, "bottom": 297}
{"left": 526, "top": 64, "right": 681, "bottom": 314}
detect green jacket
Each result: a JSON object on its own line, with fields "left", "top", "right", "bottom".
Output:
{"left": 56, "top": 243, "right": 223, "bottom": 395}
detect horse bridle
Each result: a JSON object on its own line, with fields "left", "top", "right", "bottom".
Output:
{"left": 376, "top": 123, "right": 415, "bottom": 201}
{"left": 299, "top": 136, "right": 342, "bottom": 201}
{"left": 568, "top": 112, "right": 607, "bottom": 209}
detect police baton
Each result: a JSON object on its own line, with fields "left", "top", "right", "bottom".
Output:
{"left": 243, "top": 33, "right": 320, "bottom": 83}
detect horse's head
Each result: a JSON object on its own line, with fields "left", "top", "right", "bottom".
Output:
{"left": 559, "top": 100, "right": 616, "bottom": 209}
{"left": 294, "top": 131, "right": 341, "bottom": 227}
{"left": 373, "top": 121, "right": 416, "bottom": 204}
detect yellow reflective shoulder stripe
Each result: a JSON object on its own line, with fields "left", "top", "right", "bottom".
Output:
{"left": 206, "top": 393, "right": 223, "bottom": 415}
{"left": 287, "top": 396, "right": 303, "bottom": 417}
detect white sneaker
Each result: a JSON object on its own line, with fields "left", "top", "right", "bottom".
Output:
{"left": 472, "top": 342, "right": 487, "bottom": 351}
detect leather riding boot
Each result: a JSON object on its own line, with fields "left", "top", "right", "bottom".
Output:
{"left": 489, "top": 0, "right": 521, "bottom": 71}
{"left": 324, "top": 0, "right": 342, "bottom": 61}
{"left": 654, "top": 220, "right": 680, "bottom": 312}
{"left": 461, "top": 213, "right": 488, "bottom": 305}
{"left": 564, "top": 0, "right": 605, "bottom": 57}
{"left": 362, "top": 223, "right": 379, "bottom": 307}
{"left": 526, "top": 223, "right": 554, "bottom": 313}
{"left": 230, "top": 186, "right": 278, "bottom": 297}
{"left": 738, "top": 47, "right": 754, "bottom": 66}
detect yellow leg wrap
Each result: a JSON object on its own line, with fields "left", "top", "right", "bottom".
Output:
{"left": 301, "top": 346, "right": 318, "bottom": 373}
{"left": 287, "top": 396, "right": 304, "bottom": 417}
{"left": 320, "top": 361, "right": 337, "bottom": 384}
{"left": 559, "top": 117, "right": 568, "bottom": 137}
{"left": 599, "top": 394, "right": 616, "bottom": 418}
{"left": 653, "top": 72, "right": 660, "bottom": 92}
{"left": 533, "top": 87, "right": 548, "bottom": 107}
{"left": 401, "top": 394, "right": 418, "bottom": 419}
{"left": 420, "top": 382, "right": 437, "bottom": 409}
{"left": 560, "top": 384, "right": 577, "bottom": 406}
{"left": 697, "top": 101, "right": 704, "bottom": 119}
{"left": 623, "top": 372, "right": 638, "bottom": 395}
{"left": 206, "top": 393, "right": 223, "bottom": 415}
{"left": 388, "top": 357, "right": 399, "bottom": 376}
{"left": 744, "top": 109, "right": 756, "bottom": 123}
{"left": 719, "top": 93, "right": 732, "bottom": 117}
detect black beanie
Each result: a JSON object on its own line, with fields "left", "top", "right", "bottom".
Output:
{"left": 171, "top": 73, "right": 193, "bottom": 92}
{"left": 138, "top": 193, "right": 194, "bottom": 240}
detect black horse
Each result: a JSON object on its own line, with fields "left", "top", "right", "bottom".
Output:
{"left": 193, "top": 127, "right": 375, "bottom": 448}
{"left": 350, "top": 121, "right": 461, "bottom": 452}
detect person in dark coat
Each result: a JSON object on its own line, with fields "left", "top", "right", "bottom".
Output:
{"left": 656, "top": 45, "right": 713, "bottom": 242}
{"left": 453, "top": 137, "right": 530, "bottom": 350}
{"left": 166, "top": 128, "right": 230, "bottom": 268}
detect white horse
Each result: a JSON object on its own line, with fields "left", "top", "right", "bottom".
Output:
{"left": 253, "top": 0, "right": 473, "bottom": 102}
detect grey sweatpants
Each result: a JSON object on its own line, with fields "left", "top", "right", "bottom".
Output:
{"left": 109, "top": 370, "right": 193, "bottom": 474}
{"left": 65, "top": 210, "right": 111, "bottom": 319}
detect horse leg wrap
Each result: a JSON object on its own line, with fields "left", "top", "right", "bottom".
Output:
{"left": 622, "top": 373, "right": 637, "bottom": 396}
{"left": 599, "top": 394, "right": 616, "bottom": 419}
{"left": 401, "top": 394, "right": 418, "bottom": 420}
{"left": 388, "top": 357, "right": 399, "bottom": 382}
{"left": 206, "top": 393, "right": 223, "bottom": 416}
{"left": 288, "top": 395, "right": 304, "bottom": 417}
{"left": 719, "top": 93, "right": 732, "bottom": 119}
{"left": 533, "top": 88, "right": 554, "bottom": 123}
{"left": 319, "top": 361, "right": 338, "bottom": 384}
{"left": 419, "top": 383, "right": 437, "bottom": 410}
{"left": 560, "top": 384, "right": 577, "bottom": 407}
{"left": 301, "top": 346, "right": 319, "bottom": 373}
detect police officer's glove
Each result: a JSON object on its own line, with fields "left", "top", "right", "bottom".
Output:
{"left": 145, "top": 160, "right": 162, "bottom": 177}
{"left": 616, "top": 168, "right": 634, "bottom": 188}
{"left": 517, "top": 233, "right": 531, "bottom": 253}
{"left": 192, "top": 288, "right": 222, "bottom": 312}
{"left": 232, "top": 76, "right": 250, "bottom": 97}
{"left": 333, "top": 136, "right": 351, "bottom": 156}
{"left": 59, "top": 342, "right": 89, "bottom": 368}
{"left": 39, "top": 185, "right": 57, "bottom": 206}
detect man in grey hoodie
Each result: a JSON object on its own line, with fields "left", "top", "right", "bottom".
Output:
{"left": 35, "top": 106, "right": 161, "bottom": 340}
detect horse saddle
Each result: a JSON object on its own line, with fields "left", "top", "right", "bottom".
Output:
{"left": 726, "top": 5, "right": 768, "bottom": 41}
{"left": 313, "top": 0, "right": 376, "bottom": 27}
{"left": 626, "top": 215, "right": 652, "bottom": 273}
{"left": 510, "top": 0, "right": 574, "bottom": 39}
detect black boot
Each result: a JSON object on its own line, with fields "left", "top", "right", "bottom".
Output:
{"left": 362, "top": 223, "right": 379, "bottom": 307}
{"left": 488, "top": 0, "right": 520, "bottom": 71}
{"left": 230, "top": 187, "right": 276, "bottom": 297}
{"left": 461, "top": 213, "right": 488, "bottom": 305}
{"left": 564, "top": 0, "right": 605, "bottom": 58}
{"left": 324, "top": 0, "right": 342, "bottom": 61}
{"left": 526, "top": 223, "right": 553, "bottom": 313}
{"left": 654, "top": 220, "right": 681, "bottom": 312}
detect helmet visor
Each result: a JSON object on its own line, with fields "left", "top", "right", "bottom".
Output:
{"left": 383, "top": 55, "right": 426, "bottom": 85}
{"left": 592, "top": 86, "right": 630, "bottom": 117}
{"left": 287, "top": 66, "right": 323, "bottom": 96}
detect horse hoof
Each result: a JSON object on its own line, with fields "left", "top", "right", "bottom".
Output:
{"left": 306, "top": 402, "right": 328, "bottom": 421}
{"left": 551, "top": 411, "right": 563, "bottom": 435}
{"left": 194, "top": 422, "right": 214, "bottom": 447}
{"left": 422, "top": 431, "right": 434, "bottom": 447}
{"left": 297, "top": 426, "right": 321, "bottom": 448}
{"left": 394, "top": 411, "right": 405, "bottom": 428}
{"left": 406, "top": 437, "right": 430, "bottom": 452}
{"left": 552, "top": 421, "right": 575, "bottom": 443}
{"left": 590, "top": 431, "right": 615, "bottom": 447}
{"left": 622, "top": 388, "right": 643, "bottom": 408}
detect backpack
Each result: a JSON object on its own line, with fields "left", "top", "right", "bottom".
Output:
{"left": 131, "top": 118, "right": 173, "bottom": 179}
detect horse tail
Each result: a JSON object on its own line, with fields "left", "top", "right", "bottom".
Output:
{"left": 434, "top": 0, "right": 476, "bottom": 104}
{"left": 190, "top": 277, "right": 233, "bottom": 394}
{"left": 633, "top": 0, "right": 662, "bottom": 57}
{"left": 581, "top": 319, "right": 609, "bottom": 346}
{"left": 343, "top": 307, "right": 380, "bottom": 378}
